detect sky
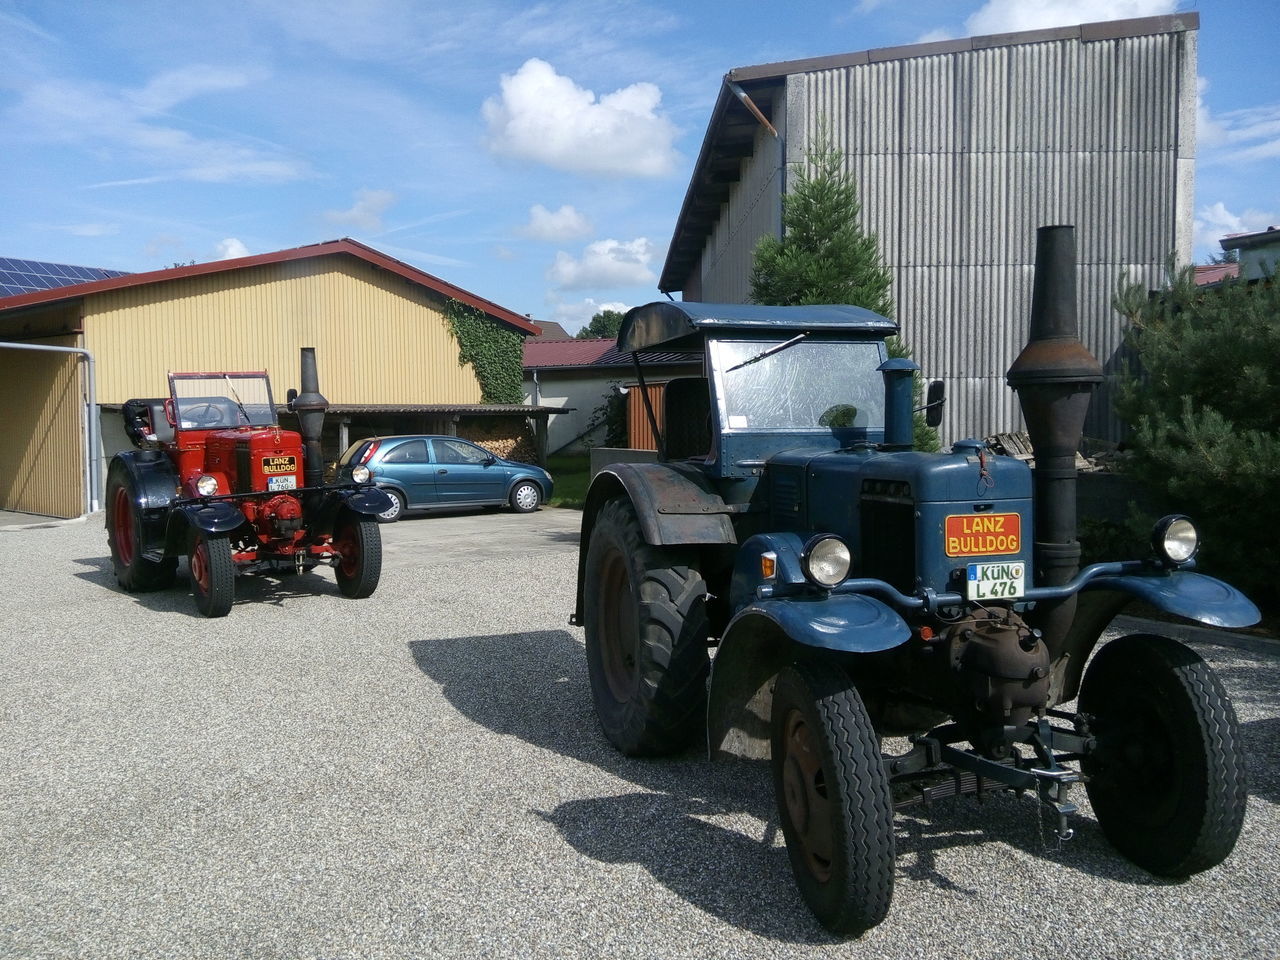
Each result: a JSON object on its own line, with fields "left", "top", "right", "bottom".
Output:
{"left": 1, "top": 0, "right": 1276, "bottom": 335}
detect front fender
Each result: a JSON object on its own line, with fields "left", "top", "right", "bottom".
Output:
{"left": 163, "top": 501, "right": 246, "bottom": 554}
{"left": 1084, "top": 570, "right": 1260, "bottom": 629}
{"left": 313, "top": 486, "right": 393, "bottom": 534}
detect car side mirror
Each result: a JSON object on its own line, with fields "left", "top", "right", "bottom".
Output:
{"left": 483, "top": 455, "right": 497, "bottom": 465}
{"left": 924, "top": 379, "right": 945, "bottom": 429}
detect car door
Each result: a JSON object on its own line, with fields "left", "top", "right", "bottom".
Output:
{"left": 430, "top": 438, "right": 506, "bottom": 505}
{"left": 377, "top": 438, "right": 436, "bottom": 507}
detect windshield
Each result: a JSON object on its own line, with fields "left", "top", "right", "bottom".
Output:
{"left": 710, "top": 338, "right": 885, "bottom": 432}
{"left": 169, "top": 374, "right": 277, "bottom": 428}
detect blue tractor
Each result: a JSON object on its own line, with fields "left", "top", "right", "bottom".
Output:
{"left": 571, "top": 226, "right": 1258, "bottom": 934}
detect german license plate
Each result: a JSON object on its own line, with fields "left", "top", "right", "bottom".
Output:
{"left": 267, "top": 474, "right": 297, "bottom": 491}
{"left": 967, "top": 561, "right": 1026, "bottom": 600}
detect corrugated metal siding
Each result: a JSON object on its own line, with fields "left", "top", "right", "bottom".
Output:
{"left": 82, "top": 255, "right": 485, "bottom": 405}
{"left": 0, "top": 335, "right": 84, "bottom": 518}
{"left": 692, "top": 27, "right": 1193, "bottom": 445}
{"left": 626, "top": 383, "right": 666, "bottom": 451}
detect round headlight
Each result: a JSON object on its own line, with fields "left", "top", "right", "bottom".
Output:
{"left": 802, "top": 535, "right": 851, "bottom": 587}
{"left": 195, "top": 475, "right": 219, "bottom": 497}
{"left": 1153, "top": 514, "right": 1198, "bottom": 565}
{"left": 350, "top": 465, "right": 371, "bottom": 484}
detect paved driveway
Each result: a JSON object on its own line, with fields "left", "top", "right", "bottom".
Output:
{"left": 2, "top": 508, "right": 1278, "bottom": 959}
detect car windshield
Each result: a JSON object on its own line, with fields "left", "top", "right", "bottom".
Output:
{"left": 169, "top": 374, "right": 277, "bottom": 428}
{"left": 709, "top": 338, "right": 886, "bottom": 431}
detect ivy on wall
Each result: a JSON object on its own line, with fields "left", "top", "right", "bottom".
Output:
{"left": 443, "top": 299, "right": 525, "bottom": 404}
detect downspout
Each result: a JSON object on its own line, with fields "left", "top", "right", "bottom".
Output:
{"left": 0, "top": 341, "right": 100, "bottom": 515}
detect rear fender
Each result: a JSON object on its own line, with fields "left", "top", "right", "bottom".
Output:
{"left": 707, "top": 597, "right": 910, "bottom": 762}
{"left": 573, "top": 462, "right": 735, "bottom": 625}
{"left": 106, "top": 451, "right": 178, "bottom": 558}
{"left": 1050, "top": 570, "right": 1260, "bottom": 705}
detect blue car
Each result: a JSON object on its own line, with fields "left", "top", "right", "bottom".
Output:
{"left": 336, "top": 435, "right": 554, "bottom": 522}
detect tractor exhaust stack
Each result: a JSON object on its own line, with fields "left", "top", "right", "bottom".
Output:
{"left": 1006, "top": 226, "right": 1103, "bottom": 651}
{"left": 292, "top": 347, "right": 329, "bottom": 490}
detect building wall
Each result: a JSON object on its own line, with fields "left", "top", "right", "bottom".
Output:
{"left": 693, "top": 24, "right": 1196, "bottom": 444}
{"left": 0, "top": 335, "right": 84, "bottom": 517}
{"left": 82, "top": 254, "right": 484, "bottom": 405}
{"left": 524, "top": 370, "right": 624, "bottom": 455}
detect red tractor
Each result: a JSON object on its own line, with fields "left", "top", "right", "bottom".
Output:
{"left": 105, "top": 348, "right": 392, "bottom": 617}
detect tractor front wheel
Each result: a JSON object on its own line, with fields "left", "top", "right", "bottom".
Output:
{"left": 1079, "top": 633, "right": 1246, "bottom": 877}
{"left": 583, "top": 497, "right": 708, "bottom": 756}
{"left": 188, "top": 530, "right": 234, "bottom": 618}
{"left": 333, "top": 512, "right": 382, "bottom": 599}
{"left": 105, "top": 472, "right": 176, "bottom": 592}
{"left": 772, "top": 660, "right": 895, "bottom": 936}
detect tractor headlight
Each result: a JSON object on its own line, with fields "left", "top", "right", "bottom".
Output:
{"left": 1152, "top": 514, "right": 1198, "bottom": 566}
{"left": 195, "top": 475, "right": 219, "bottom": 497}
{"left": 350, "top": 465, "right": 371, "bottom": 484}
{"left": 801, "top": 535, "right": 851, "bottom": 587}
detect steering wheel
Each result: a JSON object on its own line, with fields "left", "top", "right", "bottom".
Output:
{"left": 184, "top": 403, "right": 224, "bottom": 427}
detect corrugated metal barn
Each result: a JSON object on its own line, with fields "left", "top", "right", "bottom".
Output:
{"left": 0, "top": 239, "right": 542, "bottom": 518}
{"left": 659, "top": 13, "right": 1198, "bottom": 445}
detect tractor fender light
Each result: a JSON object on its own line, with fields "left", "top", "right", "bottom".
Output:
{"left": 1152, "top": 514, "right": 1198, "bottom": 566}
{"left": 801, "top": 535, "right": 851, "bottom": 587}
{"left": 195, "top": 475, "right": 219, "bottom": 497}
{"left": 350, "top": 465, "right": 371, "bottom": 484}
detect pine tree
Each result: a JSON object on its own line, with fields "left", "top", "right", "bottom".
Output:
{"left": 749, "top": 143, "right": 939, "bottom": 450}
{"left": 1114, "top": 263, "right": 1280, "bottom": 607}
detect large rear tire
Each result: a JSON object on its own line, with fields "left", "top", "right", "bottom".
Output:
{"left": 772, "top": 660, "right": 895, "bottom": 936}
{"left": 583, "top": 497, "right": 708, "bottom": 756}
{"left": 105, "top": 471, "right": 176, "bottom": 592}
{"left": 188, "top": 530, "right": 234, "bottom": 618}
{"left": 1080, "top": 633, "right": 1246, "bottom": 877}
{"left": 334, "top": 512, "right": 382, "bottom": 599}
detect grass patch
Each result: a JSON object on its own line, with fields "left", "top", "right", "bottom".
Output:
{"left": 546, "top": 454, "right": 590, "bottom": 509}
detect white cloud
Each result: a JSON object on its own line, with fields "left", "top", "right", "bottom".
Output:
{"left": 1194, "top": 202, "right": 1278, "bottom": 252}
{"left": 548, "top": 238, "right": 656, "bottom": 290}
{"left": 521, "top": 204, "right": 593, "bottom": 242}
{"left": 548, "top": 297, "right": 630, "bottom": 334}
{"left": 1198, "top": 96, "right": 1280, "bottom": 165}
{"left": 216, "top": 238, "right": 250, "bottom": 260}
{"left": 53, "top": 222, "right": 119, "bottom": 237}
{"left": 324, "top": 188, "right": 396, "bottom": 232}
{"left": 963, "top": 0, "right": 1177, "bottom": 35}
{"left": 483, "top": 58, "right": 679, "bottom": 177}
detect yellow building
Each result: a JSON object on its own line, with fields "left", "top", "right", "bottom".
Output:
{"left": 0, "top": 239, "right": 542, "bottom": 518}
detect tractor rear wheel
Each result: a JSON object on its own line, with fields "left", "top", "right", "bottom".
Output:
{"left": 583, "top": 496, "right": 708, "bottom": 756}
{"left": 105, "top": 472, "right": 176, "bottom": 592}
{"left": 1080, "top": 633, "right": 1246, "bottom": 877}
{"left": 772, "top": 660, "right": 895, "bottom": 936}
{"left": 333, "top": 512, "right": 382, "bottom": 599}
{"left": 188, "top": 530, "right": 234, "bottom": 618}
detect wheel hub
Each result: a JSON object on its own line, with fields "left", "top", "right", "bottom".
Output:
{"left": 782, "top": 710, "right": 833, "bottom": 882}
{"left": 599, "top": 549, "right": 640, "bottom": 702}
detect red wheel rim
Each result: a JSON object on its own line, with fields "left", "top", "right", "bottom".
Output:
{"left": 112, "top": 487, "right": 135, "bottom": 566}
{"left": 334, "top": 525, "right": 359, "bottom": 576}
{"left": 190, "top": 537, "right": 210, "bottom": 594}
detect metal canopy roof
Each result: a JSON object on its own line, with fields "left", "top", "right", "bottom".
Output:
{"left": 617, "top": 300, "right": 896, "bottom": 353}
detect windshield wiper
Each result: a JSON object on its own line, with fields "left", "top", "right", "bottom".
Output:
{"left": 224, "top": 376, "right": 252, "bottom": 424}
{"left": 726, "top": 333, "right": 808, "bottom": 372}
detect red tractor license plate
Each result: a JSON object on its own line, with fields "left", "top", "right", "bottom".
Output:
{"left": 944, "top": 513, "right": 1021, "bottom": 557}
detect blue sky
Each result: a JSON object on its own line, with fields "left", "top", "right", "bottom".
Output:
{"left": 1, "top": 0, "right": 1276, "bottom": 333}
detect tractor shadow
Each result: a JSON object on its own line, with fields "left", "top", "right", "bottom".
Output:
{"left": 74, "top": 554, "right": 344, "bottom": 617}
{"left": 408, "top": 630, "right": 1171, "bottom": 939}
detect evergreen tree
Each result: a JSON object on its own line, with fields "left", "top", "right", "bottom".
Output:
{"left": 1113, "top": 263, "right": 1280, "bottom": 608}
{"left": 576, "top": 309, "right": 626, "bottom": 340}
{"left": 749, "top": 142, "right": 938, "bottom": 450}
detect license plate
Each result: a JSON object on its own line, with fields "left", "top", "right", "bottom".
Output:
{"left": 267, "top": 474, "right": 297, "bottom": 491}
{"left": 967, "top": 561, "right": 1026, "bottom": 600}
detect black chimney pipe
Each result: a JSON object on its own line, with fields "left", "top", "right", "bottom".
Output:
{"left": 1006, "top": 226, "right": 1103, "bottom": 653}
{"left": 292, "top": 347, "right": 329, "bottom": 490}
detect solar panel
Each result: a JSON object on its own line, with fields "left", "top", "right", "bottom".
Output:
{"left": 0, "top": 258, "right": 131, "bottom": 299}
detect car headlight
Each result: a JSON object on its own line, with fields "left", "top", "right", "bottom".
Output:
{"left": 1152, "top": 514, "right": 1198, "bottom": 565}
{"left": 195, "top": 475, "right": 219, "bottom": 497}
{"left": 350, "top": 465, "right": 371, "bottom": 484}
{"left": 801, "top": 535, "right": 851, "bottom": 587}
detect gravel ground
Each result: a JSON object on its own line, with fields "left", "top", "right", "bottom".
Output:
{"left": 1, "top": 510, "right": 1278, "bottom": 959}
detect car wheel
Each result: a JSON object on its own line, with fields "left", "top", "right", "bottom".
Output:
{"left": 333, "top": 511, "right": 383, "bottom": 599}
{"left": 772, "top": 659, "right": 895, "bottom": 936}
{"left": 509, "top": 480, "right": 541, "bottom": 513}
{"left": 583, "top": 497, "right": 708, "bottom": 755}
{"left": 1079, "top": 633, "right": 1246, "bottom": 877}
{"left": 376, "top": 488, "right": 406, "bottom": 523}
{"left": 188, "top": 529, "right": 234, "bottom": 618}
{"left": 105, "top": 468, "right": 177, "bottom": 592}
